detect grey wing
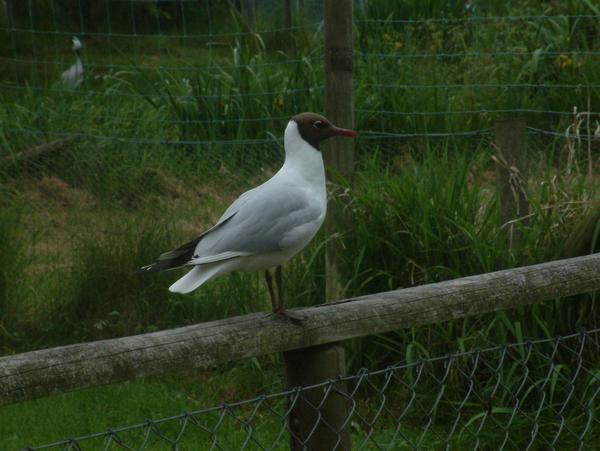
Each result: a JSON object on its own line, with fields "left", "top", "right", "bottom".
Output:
{"left": 216, "top": 185, "right": 258, "bottom": 223}
{"left": 135, "top": 188, "right": 256, "bottom": 273}
{"left": 191, "top": 186, "right": 323, "bottom": 263}
{"left": 135, "top": 212, "right": 239, "bottom": 273}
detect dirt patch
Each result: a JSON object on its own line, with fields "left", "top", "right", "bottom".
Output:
{"left": 33, "top": 176, "right": 95, "bottom": 207}
{"left": 139, "top": 168, "right": 187, "bottom": 198}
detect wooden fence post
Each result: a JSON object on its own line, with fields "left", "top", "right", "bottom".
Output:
{"left": 283, "top": 1, "right": 354, "bottom": 449}
{"left": 5, "top": 0, "right": 15, "bottom": 28}
{"left": 494, "top": 119, "right": 529, "bottom": 250}
{"left": 284, "top": 344, "right": 350, "bottom": 450}
{"left": 284, "top": 0, "right": 293, "bottom": 28}
{"left": 241, "top": 0, "right": 256, "bottom": 26}
{"left": 323, "top": 0, "right": 355, "bottom": 301}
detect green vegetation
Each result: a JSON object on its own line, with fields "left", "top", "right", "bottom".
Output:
{"left": 0, "top": 362, "right": 283, "bottom": 449}
{"left": 1, "top": 0, "right": 599, "bottom": 448}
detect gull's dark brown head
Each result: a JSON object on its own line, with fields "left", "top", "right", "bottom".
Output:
{"left": 292, "top": 112, "right": 358, "bottom": 150}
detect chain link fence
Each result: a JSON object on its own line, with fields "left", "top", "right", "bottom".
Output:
{"left": 26, "top": 328, "right": 600, "bottom": 450}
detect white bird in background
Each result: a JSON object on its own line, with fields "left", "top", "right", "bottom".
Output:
{"left": 137, "top": 112, "right": 358, "bottom": 321}
{"left": 61, "top": 36, "right": 84, "bottom": 89}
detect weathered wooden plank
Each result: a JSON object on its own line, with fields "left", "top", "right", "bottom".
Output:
{"left": 1, "top": 253, "right": 599, "bottom": 406}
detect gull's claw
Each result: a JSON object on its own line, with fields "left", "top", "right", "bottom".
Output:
{"left": 275, "top": 309, "right": 307, "bottom": 323}
{"left": 265, "top": 309, "right": 307, "bottom": 323}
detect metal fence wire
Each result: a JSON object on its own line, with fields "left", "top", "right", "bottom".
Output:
{"left": 27, "top": 328, "right": 600, "bottom": 450}
{"left": 2, "top": 1, "right": 599, "bottom": 177}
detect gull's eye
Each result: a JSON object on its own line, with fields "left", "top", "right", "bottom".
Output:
{"left": 313, "top": 120, "right": 324, "bottom": 129}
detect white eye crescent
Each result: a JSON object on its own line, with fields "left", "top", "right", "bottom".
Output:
{"left": 313, "top": 121, "right": 323, "bottom": 129}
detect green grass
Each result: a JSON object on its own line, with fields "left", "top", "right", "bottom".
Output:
{"left": 0, "top": 203, "right": 27, "bottom": 354}
{"left": 336, "top": 147, "right": 599, "bottom": 370}
{"left": 0, "top": 361, "right": 281, "bottom": 449}
{"left": 0, "top": 368, "right": 432, "bottom": 449}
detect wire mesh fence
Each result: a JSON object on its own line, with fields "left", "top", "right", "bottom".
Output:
{"left": 2, "top": 1, "right": 599, "bottom": 169}
{"left": 1, "top": 0, "right": 598, "bottom": 213}
{"left": 25, "top": 328, "right": 600, "bottom": 450}
{"left": 1, "top": 0, "right": 324, "bottom": 179}
{"left": 356, "top": 3, "right": 600, "bottom": 163}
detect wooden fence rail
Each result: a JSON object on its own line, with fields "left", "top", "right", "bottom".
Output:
{"left": 1, "top": 253, "right": 599, "bottom": 407}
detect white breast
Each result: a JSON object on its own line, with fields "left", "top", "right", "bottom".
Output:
{"left": 276, "top": 121, "right": 327, "bottom": 250}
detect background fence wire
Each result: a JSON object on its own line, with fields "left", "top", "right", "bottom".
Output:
{"left": 1, "top": 0, "right": 599, "bottom": 178}
{"left": 26, "top": 329, "right": 600, "bottom": 450}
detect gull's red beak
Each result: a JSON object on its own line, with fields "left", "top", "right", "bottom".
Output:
{"left": 333, "top": 126, "right": 359, "bottom": 137}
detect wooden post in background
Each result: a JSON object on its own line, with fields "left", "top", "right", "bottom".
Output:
{"left": 241, "top": 0, "right": 256, "bottom": 26}
{"left": 284, "top": 0, "right": 293, "bottom": 28}
{"left": 283, "top": 1, "right": 354, "bottom": 450}
{"left": 494, "top": 119, "right": 529, "bottom": 250}
{"left": 323, "top": 0, "right": 355, "bottom": 302}
{"left": 5, "top": 0, "right": 15, "bottom": 28}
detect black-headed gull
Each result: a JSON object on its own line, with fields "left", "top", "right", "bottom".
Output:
{"left": 137, "top": 112, "right": 358, "bottom": 320}
{"left": 62, "top": 37, "right": 84, "bottom": 89}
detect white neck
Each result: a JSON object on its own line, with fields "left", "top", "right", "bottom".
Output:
{"left": 284, "top": 120, "right": 321, "bottom": 163}
{"left": 256, "top": 120, "right": 327, "bottom": 216}
{"left": 278, "top": 120, "right": 326, "bottom": 188}
{"left": 74, "top": 49, "right": 82, "bottom": 61}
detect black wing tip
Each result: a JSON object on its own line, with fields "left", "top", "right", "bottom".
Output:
{"left": 133, "top": 263, "right": 159, "bottom": 275}
{"left": 134, "top": 236, "right": 202, "bottom": 276}
{"left": 133, "top": 260, "right": 188, "bottom": 275}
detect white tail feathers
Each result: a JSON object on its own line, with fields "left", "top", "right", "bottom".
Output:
{"left": 168, "top": 264, "right": 224, "bottom": 294}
